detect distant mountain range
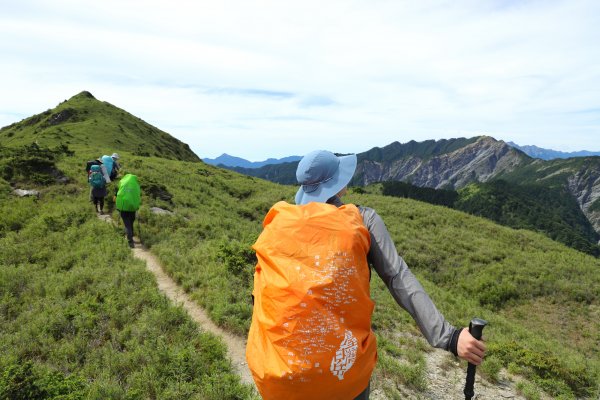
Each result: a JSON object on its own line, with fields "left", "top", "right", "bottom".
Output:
{"left": 222, "top": 136, "right": 600, "bottom": 254}
{"left": 210, "top": 141, "right": 600, "bottom": 170}
{"left": 507, "top": 142, "right": 600, "bottom": 160}
{"left": 203, "top": 153, "right": 301, "bottom": 169}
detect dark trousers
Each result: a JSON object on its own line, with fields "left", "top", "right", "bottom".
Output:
{"left": 120, "top": 211, "right": 136, "bottom": 244}
{"left": 92, "top": 196, "right": 104, "bottom": 211}
{"left": 354, "top": 384, "right": 370, "bottom": 400}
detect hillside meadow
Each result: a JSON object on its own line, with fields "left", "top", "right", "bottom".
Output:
{"left": 86, "top": 151, "right": 598, "bottom": 399}
{"left": 0, "top": 147, "right": 255, "bottom": 399}
{"left": 1, "top": 144, "right": 599, "bottom": 399}
{"left": 0, "top": 92, "right": 199, "bottom": 162}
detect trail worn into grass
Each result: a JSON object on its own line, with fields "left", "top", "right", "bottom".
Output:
{"left": 100, "top": 214, "right": 253, "bottom": 385}
{"left": 131, "top": 243, "right": 253, "bottom": 385}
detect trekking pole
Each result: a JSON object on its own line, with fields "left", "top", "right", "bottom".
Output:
{"left": 464, "top": 318, "right": 487, "bottom": 400}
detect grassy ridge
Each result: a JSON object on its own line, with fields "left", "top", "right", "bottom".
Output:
{"left": 0, "top": 104, "right": 599, "bottom": 398}
{"left": 102, "top": 152, "right": 600, "bottom": 398}
{"left": 355, "top": 193, "right": 599, "bottom": 395}
{"left": 0, "top": 91, "right": 199, "bottom": 163}
{"left": 0, "top": 160, "right": 253, "bottom": 398}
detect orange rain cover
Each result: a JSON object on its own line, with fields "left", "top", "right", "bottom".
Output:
{"left": 246, "top": 201, "right": 377, "bottom": 400}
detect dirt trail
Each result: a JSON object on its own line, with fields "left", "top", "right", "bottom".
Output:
{"left": 99, "top": 214, "right": 252, "bottom": 384}
{"left": 102, "top": 213, "right": 538, "bottom": 399}
{"left": 131, "top": 243, "right": 253, "bottom": 385}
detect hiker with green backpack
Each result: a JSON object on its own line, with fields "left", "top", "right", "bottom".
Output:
{"left": 115, "top": 173, "right": 141, "bottom": 248}
{"left": 88, "top": 164, "right": 108, "bottom": 214}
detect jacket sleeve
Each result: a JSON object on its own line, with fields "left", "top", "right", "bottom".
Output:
{"left": 359, "top": 206, "right": 458, "bottom": 351}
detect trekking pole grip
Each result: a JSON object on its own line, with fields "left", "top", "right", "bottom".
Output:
{"left": 464, "top": 318, "right": 487, "bottom": 400}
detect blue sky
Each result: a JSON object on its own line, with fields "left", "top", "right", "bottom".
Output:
{"left": 1, "top": 0, "right": 599, "bottom": 161}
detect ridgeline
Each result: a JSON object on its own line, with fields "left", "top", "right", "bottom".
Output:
{"left": 0, "top": 93, "right": 598, "bottom": 399}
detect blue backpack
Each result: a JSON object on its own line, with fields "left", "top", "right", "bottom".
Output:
{"left": 101, "top": 155, "right": 114, "bottom": 176}
{"left": 88, "top": 165, "right": 105, "bottom": 189}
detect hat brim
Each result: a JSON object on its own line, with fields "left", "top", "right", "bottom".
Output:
{"left": 295, "top": 154, "right": 357, "bottom": 205}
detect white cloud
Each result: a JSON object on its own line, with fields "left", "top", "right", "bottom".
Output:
{"left": 0, "top": 0, "right": 599, "bottom": 159}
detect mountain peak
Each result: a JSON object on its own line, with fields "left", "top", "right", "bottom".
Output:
{"left": 0, "top": 92, "right": 200, "bottom": 162}
{"left": 70, "top": 91, "right": 96, "bottom": 100}
{"left": 476, "top": 135, "right": 501, "bottom": 144}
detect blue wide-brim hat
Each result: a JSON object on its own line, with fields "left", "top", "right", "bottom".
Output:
{"left": 295, "top": 150, "right": 357, "bottom": 205}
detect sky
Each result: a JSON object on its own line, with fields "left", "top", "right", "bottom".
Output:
{"left": 1, "top": 0, "right": 599, "bottom": 161}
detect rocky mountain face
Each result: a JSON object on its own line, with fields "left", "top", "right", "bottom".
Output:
{"left": 567, "top": 163, "right": 600, "bottom": 240}
{"left": 353, "top": 136, "right": 530, "bottom": 189}
{"left": 223, "top": 135, "right": 600, "bottom": 240}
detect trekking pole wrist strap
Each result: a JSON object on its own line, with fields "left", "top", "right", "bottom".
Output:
{"left": 448, "top": 327, "right": 463, "bottom": 357}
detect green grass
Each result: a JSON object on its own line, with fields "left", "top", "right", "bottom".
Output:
{"left": 0, "top": 91, "right": 199, "bottom": 163}
{"left": 1, "top": 101, "right": 599, "bottom": 398}
{"left": 87, "top": 151, "right": 599, "bottom": 398}
{"left": 0, "top": 154, "right": 254, "bottom": 398}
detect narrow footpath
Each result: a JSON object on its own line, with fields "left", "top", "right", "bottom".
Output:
{"left": 99, "top": 214, "right": 253, "bottom": 385}
{"left": 131, "top": 244, "right": 253, "bottom": 385}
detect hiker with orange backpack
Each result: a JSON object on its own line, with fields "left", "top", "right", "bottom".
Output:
{"left": 246, "top": 150, "right": 486, "bottom": 400}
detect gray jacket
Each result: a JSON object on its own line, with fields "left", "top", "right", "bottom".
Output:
{"left": 329, "top": 196, "right": 459, "bottom": 353}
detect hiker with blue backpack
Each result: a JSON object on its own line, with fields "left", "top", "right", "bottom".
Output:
{"left": 101, "top": 152, "right": 121, "bottom": 181}
{"left": 88, "top": 164, "right": 108, "bottom": 214}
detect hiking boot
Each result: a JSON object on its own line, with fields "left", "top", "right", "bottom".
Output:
{"left": 128, "top": 241, "right": 135, "bottom": 248}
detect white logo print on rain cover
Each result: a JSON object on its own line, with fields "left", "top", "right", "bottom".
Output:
{"left": 330, "top": 329, "right": 358, "bottom": 380}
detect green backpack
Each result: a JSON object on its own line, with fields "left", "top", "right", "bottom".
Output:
{"left": 88, "top": 165, "right": 105, "bottom": 189}
{"left": 116, "top": 174, "right": 141, "bottom": 212}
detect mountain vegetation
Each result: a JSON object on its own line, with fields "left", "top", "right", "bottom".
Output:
{"left": 381, "top": 180, "right": 600, "bottom": 256}
{"left": 0, "top": 93, "right": 599, "bottom": 399}
{"left": 355, "top": 137, "right": 481, "bottom": 163}
{"left": 0, "top": 147, "right": 252, "bottom": 399}
{"left": 228, "top": 160, "right": 299, "bottom": 184}
{"left": 0, "top": 91, "right": 200, "bottom": 163}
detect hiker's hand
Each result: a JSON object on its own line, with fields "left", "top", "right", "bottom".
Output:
{"left": 457, "top": 329, "right": 486, "bottom": 365}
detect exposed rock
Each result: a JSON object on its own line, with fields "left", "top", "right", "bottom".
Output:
{"left": 150, "top": 207, "right": 174, "bottom": 215}
{"left": 46, "top": 108, "right": 76, "bottom": 126}
{"left": 13, "top": 189, "right": 40, "bottom": 197}
{"left": 567, "top": 164, "right": 600, "bottom": 235}
{"left": 355, "top": 137, "right": 528, "bottom": 189}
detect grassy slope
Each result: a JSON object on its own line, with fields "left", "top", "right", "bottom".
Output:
{"left": 380, "top": 179, "right": 600, "bottom": 256}
{"left": 500, "top": 156, "right": 600, "bottom": 187}
{"left": 109, "top": 154, "right": 600, "bottom": 398}
{"left": 1, "top": 94, "right": 598, "bottom": 397}
{"left": 0, "top": 155, "right": 254, "bottom": 399}
{"left": 0, "top": 91, "right": 200, "bottom": 163}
